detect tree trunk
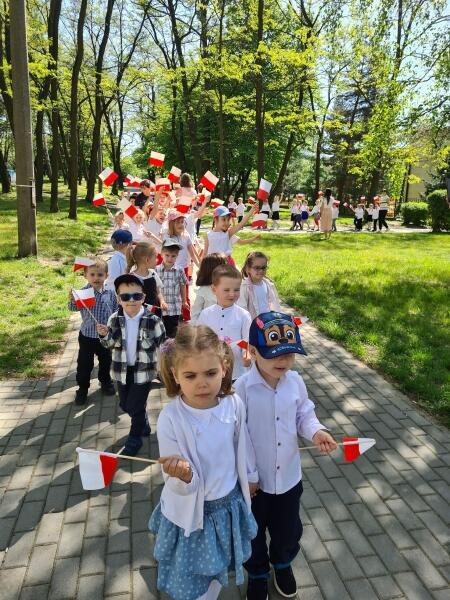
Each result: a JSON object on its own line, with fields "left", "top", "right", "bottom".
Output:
{"left": 0, "top": 1, "right": 14, "bottom": 129}
{"left": 68, "top": 0, "right": 87, "bottom": 218}
{"left": 255, "top": 0, "right": 264, "bottom": 182}
{"left": 0, "top": 146, "right": 11, "bottom": 193}
{"left": 48, "top": 0, "right": 62, "bottom": 213}
{"left": 34, "top": 111, "right": 45, "bottom": 202}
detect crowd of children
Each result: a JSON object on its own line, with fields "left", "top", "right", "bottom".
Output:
{"left": 71, "top": 173, "right": 383, "bottom": 600}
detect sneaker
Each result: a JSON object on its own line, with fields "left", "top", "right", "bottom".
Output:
{"left": 74, "top": 389, "right": 88, "bottom": 405}
{"left": 274, "top": 566, "right": 297, "bottom": 598}
{"left": 246, "top": 577, "right": 268, "bottom": 600}
{"left": 123, "top": 435, "right": 143, "bottom": 456}
{"left": 101, "top": 381, "right": 116, "bottom": 396}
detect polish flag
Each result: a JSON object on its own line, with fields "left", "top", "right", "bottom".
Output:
{"left": 98, "top": 167, "right": 118, "bottom": 187}
{"left": 200, "top": 171, "right": 219, "bottom": 192}
{"left": 343, "top": 202, "right": 349, "bottom": 207}
{"left": 247, "top": 196, "right": 257, "bottom": 205}
{"left": 76, "top": 447, "right": 118, "bottom": 490}
{"left": 198, "top": 191, "right": 211, "bottom": 205}
{"left": 342, "top": 437, "right": 376, "bottom": 462}
{"left": 147, "top": 305, "right": 159, "bottom": 314}
{"left": 210, "top": 198, "right": 224, "bottom": 209}
{"left": 236, "top": 339, "right": 248, "bottom": 350}
{"left": 257, "top": 178, "right": 272, "bottom": 201}
{"left": 155, "top": 177, "right": 171, "bottom": 191}
{"left": 148, "top": 151, "right": 165, "bottom": 167}
{"left": 252, "top": 213, "right": 268, "bottom": 228}
{"left": 73, "top": 257, "right": 96, "bottom": 272}
{"left": 72, "top": 288, "right": 96, "bottom": 310}
{"left": 168, "top": 166, "right": 181, "bottom": 183}
{"left": 92, "top": 193, "right": 106, "bottom": 207}
{"left": 124, "top": 174, "right": 136, "bottom": 186}
{"left": 176, "top": 196, "right": 193, "bottom": 214}
{"left": 293, "top": 315, "right": 309, "bottom": 327}
{"left": 118, "top": 198, "right": 139, "bottom": 219}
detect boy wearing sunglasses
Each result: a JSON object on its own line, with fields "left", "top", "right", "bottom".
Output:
{"left": 97, "top": 274, "right": 166, "bottom": 456}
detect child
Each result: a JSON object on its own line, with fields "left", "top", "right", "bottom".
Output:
{"left": 106, "top": 229, "right": 133, "bottom": 290}
{"left": 156, "top": 238, "right": 189, "bottom": 338}
{"left": 228, "top": 194, "right": 238, "bottom": 225}
{"left": 354, "top": 203, "right": 365, "bottom": 231}
{"left": 310, "top": 199, "right": 321, "bottom": 231}
{"left": 270, "top": 195, "right": 280, "bottom": 229}
{"left": 97, "top": 274, "right": 165, "bottom": 456}
{"left": 197, "top": 264, "right": 251, "bottom": 381}
{"left": 235, "top": 311, "right": 337, "bottom": 600}
{"left": 113, "top": 211, "right": 130, "bottom": 231}
{"left": 69, "top": 259, "right": 118, "bottom": 405}
{"left": 236, "top": 197, "right": 245, "bottom": 223}
{"left": 332, "top": 201, "right": 340, "bottom": 232}
{"left": 203, "top": 205, "right": 257, "bottom": 265}
{"left": 260, "top": 198, "right": 270, "bottom": 220}
{"left": 126, "top": 242, "right": 166, "bottom": 316}
{"left": 372, "top": 200, "right": 380, "bottom": 232}
{"left": 149, "top": 325, "right": 257, "bottom": 600}
{"left": 300, "top": 200, "right": 309, "bottom": 230}
{"left": 365, "top": 203, "right": 373, "bottom": 230}
{"left": 191, "top": 252, "right": 228, "bottom": 323}
{"left": 238, "top": 251, "right": 281, "bottom": 319}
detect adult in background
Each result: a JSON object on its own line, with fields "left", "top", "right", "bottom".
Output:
{"left": 378, "top": 188, "right": 390, "bottom": 231}
{"left": 320, "top": 188, "right": 334, "bottom": 239}
{"left": 135, "top": 179, "right": 153, "bottom": 209}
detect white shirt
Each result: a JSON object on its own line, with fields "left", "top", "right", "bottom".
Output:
{"left": 355, "top": 207, "right": 364, "bottom": 219}
{"left": 332, "top": 206, "right": 339, "bottom": 219}
{"left": 181, "top": 400, "right": 237, "bottom": 500}
{"left": 234, "top": 364, "right": 324, "bottom": 495}
{"left": 228, "top": 201, "right": 237, "bottom": 211}
{"left": 236, "top": 203, "right": 245, "bottom": 217}
{"left": 253, "top": 280, "right": 270, "bottom": 313}
{"left": 197, "top": 304, "right": 251, "bottom": 380}
{"left": 206, "top": 230, "right": 233, "bottom": 256}
{"left": 185, "top": 212, "right": 198, "bottom": 241}
{"left": 291, "top": 205, "right": 299, "bottom": 215}
{"left": 124, "top": 307, "right": 144, "bottom": 366}
{"left": 106, "top": 251, "right": 127, "bottom": 290}
{"left": 191, "top": 286, "right": 217, "bottom": 322}
{"left": 271, "top": 200, "right": 280, "bottom": 212}
{"left": 311, "top": 205, "right": 320, "bottom": 215}
{"left": 372, "top": 207, "right": 380, "bottom": 219}
{"left": 145, "top": 218, "right": 163, "bottom": 252}
{"left": 261, "top": 201, "right": 270, "bottom": 212}
{"left": 164, "top": 233, "right": 192, "bottom": 269}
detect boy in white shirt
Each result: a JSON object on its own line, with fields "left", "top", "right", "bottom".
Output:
{"left": 197, "top": 264, "right": 251, "bottom": 381}
{"left": 235, "top": 311, "right": 336, "bottom": 600}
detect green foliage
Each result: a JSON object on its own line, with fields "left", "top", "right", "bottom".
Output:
{"left": 401, "top": 202, "right": 429, "bottom": 226}
{"left": 427, "top": 189, "right": 450, "bottom": 232}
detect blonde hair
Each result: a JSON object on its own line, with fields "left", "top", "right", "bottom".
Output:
{"left": 159, "top": 325, "right": 234, "bottom": 397}
{"left": 126, "top": 242, "right": 156, "bottom": 273}
{"left": 168, "top": 218, "right": 184, "bottom": 237}
{"left": 85, "top": 258, "right": 108, "bottom": 274}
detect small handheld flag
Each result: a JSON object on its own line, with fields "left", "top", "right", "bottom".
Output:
{"left": 148, "top": 151, "right": 165, "bottom": 167}
{"left": 168, "top": 166, "right": 181, "bottom": 183}
{"left": 342, "top": 437, "right": 376, "bottom": 462}
{"left": 72, "top": 288, "right": 96, "bottom": 310}
{"left": 293, "top": 316, "right": 309, "bottom": 327}
{"left": 76, "top": 448, "right": 119, "bottom": 490}
{"left": 210, "top": 198, "right": 224, "bottom": 209}
{"left": 155, "top": 177, "right": 171, "bottom": 191}
{"left": 176, "top": 196, "right": 192, "bottom": 214}
{"left": 118, "top": 198, "right": 139, "bottom": 219}
{"left": 247, "top": 196, "right": 257, "bottom": 205}
{"left": 252, "top": 213, "right": 268, "bottom": 228}
{"left": 73, "top": 257, "right": 95, "bottom": 272}
{"left": 98, "top": 168, "right": 118, "bottom": 187}
{"left": 236, "top": 339, "right": 248, "bottom": 350}
{"left": 257, "top": 178, "right": 272, "bottom": 201}
{"left": 200, "top": 171, "right": 219, "bottom": 192}
{"left": 92, "top": 193, "right": 106, "bottom": 207}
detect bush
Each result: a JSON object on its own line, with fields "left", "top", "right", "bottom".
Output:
{"left": 401, "top": 202, "right": 429, "bottom": 226}
{"left": 427, "top": 189, "right": 450, "bottom": 232}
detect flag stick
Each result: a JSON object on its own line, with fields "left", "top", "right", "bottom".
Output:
{"left": 71, "top": 289, "right": 99, "bottom": 325}
{"left": 76, "top": 446, "right": 158, "bottom": 464}
{"left": 299, "top": 440, "right": 363, "bottom": 451}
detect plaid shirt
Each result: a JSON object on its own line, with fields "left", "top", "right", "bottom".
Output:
{"left": 99, "top": 306, "right": 165, "bottom": 384}
{"left": 68, "top": 285, "right": 118, "bottom": 338}
{"left": 156, "top": 264, "right": 188, "bottom": 316}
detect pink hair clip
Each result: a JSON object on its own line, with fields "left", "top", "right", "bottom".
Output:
{"left": 219, "top": 335, "right": 233, "bottom": 345}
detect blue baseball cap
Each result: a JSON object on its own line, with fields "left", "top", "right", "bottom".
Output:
{"left": 111, "top": 229, "right": 132, "bottom": 244}
{"left": 249, "top": 311, "right": 307, "bottom": 358}
{"left": 213, "top": 206, "right": 230, "bottom": 218}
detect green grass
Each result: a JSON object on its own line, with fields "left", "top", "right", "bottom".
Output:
{"left": 0, "top": 185, "right": 110, "bottom": 378}
{"left": 233, "top": 233, "right": 450, "bottom": 425}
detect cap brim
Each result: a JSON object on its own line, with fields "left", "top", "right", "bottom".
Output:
{"left": 257, "top": 342, "right": 307, "bottom": 359}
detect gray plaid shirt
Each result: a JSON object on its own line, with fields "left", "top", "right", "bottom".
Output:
{"left": 156, "top": 264, "right": 188, "bottom": 316}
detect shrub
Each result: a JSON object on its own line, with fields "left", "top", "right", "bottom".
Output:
{"left": 427, "top": 189, "right": 450, "bottom": 232}
{"left": 401, "top": 202, "right": 429, "bottom": 226}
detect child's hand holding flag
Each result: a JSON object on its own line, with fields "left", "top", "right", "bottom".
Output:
{"left": 312, "top": 430, "right": 338, "bottom": 453}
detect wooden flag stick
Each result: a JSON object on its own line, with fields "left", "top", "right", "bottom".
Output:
{"left": 299, "top": 440, "right": 361, "bottom": 451}
{"left": 71, "top": 289, "right": 99, "bottom": 325}
{"left": 77, "top": 447, "right": 159, "bottom": 464}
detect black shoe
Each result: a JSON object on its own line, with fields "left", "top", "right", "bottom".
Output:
{"left": 101, "top": 381, "right": 116, "bottom": 396}
{"left": 74, "top": 389, "right": 88, "bottom": 405}
{"left": 123, "top": 435, "right": 143, "bottom": 457}
{"left": 274, "top": 566, "right": 297, "bottom": 598}
{"left": 246, "top": 577, "right": 268, "bottom": 600}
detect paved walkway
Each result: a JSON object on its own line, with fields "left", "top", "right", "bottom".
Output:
{"left": 0, "top": 310, "right": 449, "bottom": 599}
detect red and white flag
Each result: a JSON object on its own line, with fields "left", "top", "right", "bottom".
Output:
{"left": 147, "top": 305, "right": 159, "bottom": 314}
{"left": 99, "top": 167, "right": 118, "bottom": 187}
{"left": 252, "top": 213, "right": 268, "bottom": 228}
{"left": 257, "top": 178, "right": 272, "bottom": 201}
{"left": 118, "top": 198, "right": 139, "bottom": 219}
{"left": 210, "top": 198, "right": 224, "bottom": 209}
{"left": 236, "top": 339, "right": 248, "bottom": 350}
{"left": 76, "top": 447, "right": 118, "bottom": 490}
{"left": 200, "top": 171, "right": 219, "bottom": 192}
{"left": 176, "top": 196, "right": 192, "bottom": 214}
{"left": 247, "top": 196, "right": 257, "bottom": 205}
{"left": 73, "top": 257, "right": 95, "bottom": 272}
{"left": 124, "top": 174, "right": 137, "bottom": 186}
{"left": 92, "top": 193, "right": 106, "bottom": 207}
{"left": 168, "top": 166, "right": 181, "bottom": 183}
{"left": 293, "top": 315, "right": 309, "bottom": 327}
{"left": 342, "top": 437, "right": 376, "bottom": 462}
{"left": 148, "top": 151, "right": 165, "bottom": 167}
{"left": 72, "top": 288, "right": 96, "bottom": 310}
{"left": 155, "top": 177, "right": 171, "bottom": 191}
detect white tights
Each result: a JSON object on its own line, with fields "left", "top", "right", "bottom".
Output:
{"left": 196, "top": 579, "right": 222, "bottom": 600}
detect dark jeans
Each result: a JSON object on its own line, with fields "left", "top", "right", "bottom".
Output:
{"left": 196, "top": 218, "right": 202, "bottom": 235}
{"left": 76, "top": 332, "right": 112, "bottom": 391}
{"left": 245, "top": 481, "right": 303, "bottom": 578}
{"left": 378, "top": 209, "right": 389, "bottom": 230}
{"left": 162, "top": 315, "right": 181, "bottom": 338}
{"left": 117, "top": 367, "right": 152, "bottom": 437}
{"left": 373, "top": 218, "right": 379, "bottom": 231}
{"left": 355, "top": 218, "right": 363, "bottom": 230}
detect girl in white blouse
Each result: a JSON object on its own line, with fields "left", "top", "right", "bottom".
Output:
{"left": 238, "top": 251, "right": 282, "bottom": 319}
{"left": 190, "top": 252, "right": 228, "bottom": 322}
{"left": 149, "top": 325, "right": 257, "bottom": 600}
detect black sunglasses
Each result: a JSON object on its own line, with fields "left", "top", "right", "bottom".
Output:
{"left": 118, "top": 292, "right": 145, "bottom": 301}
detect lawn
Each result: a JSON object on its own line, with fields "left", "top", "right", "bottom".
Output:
{"left": 233, "top": 233, "right": 450, "bottom": 425}
{"left": 0, "top": 185, "right": 110, "bottom": 378}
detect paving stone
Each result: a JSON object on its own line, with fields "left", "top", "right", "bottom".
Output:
{"left": 108, "top": 518, "right": 131, "bottom": 554}
{"left": 422, "top": 494, "right": 450, "bottom": 522}
{"left": 369, "top": 534, "right": 409, "bottom": 572}
{"left": 410, "top": 529, "right": 450, "bottom": 567}
{"left": 300, "top": 525, "right": 329, "bottom": 562}
{"left": 44, "top": 485, "right": 69, "bottom": 513}
{"left": 358, "top": 555, "right": 387, "bottom": 578}
{"left": 308, "top": 507, "right": 341, "bottom": 541}
{"left": 85, "top": 505, "right": 109, "bottom": 537}
{"left": 319, "top": 491, "right": 351, "bottom": 521}
{"left": 24, "top": 544, "right": 57, "bottom": 585}
{"left": 370, "top": 575, "right": 403, "bottom": 599}
{"left": 298, "top": 587, "right": 324, "bottom": 600}
{"left": 325, "top": 539, "right": 365, "bottom": 579}
{"left": 394, "top": 572, "right": 434, "bottom": 599}
{"left": 346, "top": 578, "right": 378, "bottom": 600}
{"left": 357, "top": 487, "right": 391, "bottom": 516}
{"left": 336, "top": 521, "right": 373, "bottom": 556}
{"left": 35, "top": 512, "right": 64, "bottom": 545}
{"left": 0, "top": 566, "right": 26, "bottom": 600}
{"left": 385, "top": 498, "right": 423, "bottom": 530}
{"left": 416, "top": 511, "right": 450, "bottom": 546}
{"left": 105, "top": 551, "right": 131, "bottom": 595}
{"left": 80, "top": 537, "right": 107, "bottom": 575}
{"left": 330, "top": 477, "right": 362, "bottom": 504}
{"left": 310, "top": 561, "right": 351, "bottom": 600}
{"left": 378, "top": 514, "right": 416, "bottom": 550}
{"left": 3, "top": 531, "right": 36, "bottom": 568}
{"left": 49, "top": 557, "right": 80, "bottom": 599}
{"left": 401, "top": 548, "right": 447, "bottom": 589}
{"left": 19, "top": 584, "right": 50, "bottom": 600}
{"left": 77, "top": 574, "right": 104, "bottom": 600}
{"left": 14, "top": 501, "right": 45, "bottom": 532}
{"left": 64, "top": 494, "right": 89, "bottom": 523}
{"left": 57, "top": 522, "right": 85, "bottom": 557}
